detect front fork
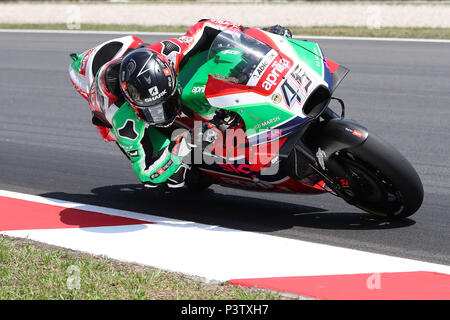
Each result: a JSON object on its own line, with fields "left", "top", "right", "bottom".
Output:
{"left": 294, "top": 143, "right": 355, "bottom": 202}
{"left": 293, "top": 106, "right": 369, "bottom": 203}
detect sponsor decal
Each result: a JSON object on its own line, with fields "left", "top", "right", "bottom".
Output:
{"left": 257, "top": 51, "right": 277, "bottom": 75}
{"left": 178, "top": 36, "right": 193, "bottom": 44}
{"left": 213, "top": 73, "right": 239, "bottom": 84}
{"left": 150, "top": 159, "right": 173, "bottom": 180}
{"left": 150, "top": 173, "right": 159, "bottom": 179}
{"left": 220, "top": 49, "right": 240, "bottom": 55}
{"left": 312, "top": 46, "right": 322, "bottom": 68}
{"left": 167, "top": 74, "right": 174, "bottom": 90}
{"left": 271, "top": 93, "right": 281, "bottom": 104}
{"left": 261, "top": 58, "right": 291, "bottom": 91}
{"left": 162, "top": 159, "right": 173, "bottom": 170}
{"left": 345, "top": 127, "right": 364, "bottom": 138}
{"left": 145, "top": 88, "right": 167, "bottom": 102}
{"left": 210, "top": 19, "right": 241, "bottom": 29}
{"left": 254, "top": 116, "right": 281, "bottom": 130}
{"left": 191, "top": 86, "right": 205, "bottom": 94}
{"left": 267, "top": 129, "right": 282, "bottom": 140}
{"left": 149, "top": 86, "right": 159, "bottom": 96}
{"left": 248, "top": 50, "right": 278, "bottom": 86}
{"left": 257, "top": 61, "right": 270, "bottom": 76}
{"left": 218, "top": 163, "right": 253, "bottom": 175}
{"left": 126, "top": 150, "right": 139, "bottom": 157}
{"left": 352, "top": 130, "right": 363, "bottom": 138}
{"left": 163, "top": 68, "right": 171, "bottom": 76}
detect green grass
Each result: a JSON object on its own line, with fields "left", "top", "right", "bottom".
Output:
{"left": 288, "top": 26, "right": 450, "bottom": 39}
{"left": 0, "top": 235, "right": 293, "bottom": 300}
{"left": 1, "top": 23, "right": 450, "bottom": 40}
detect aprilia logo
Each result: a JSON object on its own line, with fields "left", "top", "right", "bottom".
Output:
{"left": 262, "top": 58, "right": 290, "bottom": 91}
{"left": 192, "top": 86, "right": 205, "bottom": 94}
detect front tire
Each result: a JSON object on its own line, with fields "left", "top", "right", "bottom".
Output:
{"left": 328, "top": 133, "right": 424, "bottom": 219}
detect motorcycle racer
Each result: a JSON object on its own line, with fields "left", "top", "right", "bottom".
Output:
{"left": 68, "top": 19, "right": 292, "bottom": 189}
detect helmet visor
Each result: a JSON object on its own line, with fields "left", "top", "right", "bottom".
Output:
{"left": 141, "top": 103, "right": 166, "bottom": 124}
{"left": 140, "top": 96, "right": 179, "bottom": 127}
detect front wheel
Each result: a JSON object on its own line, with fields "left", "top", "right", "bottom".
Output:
{"left": 327, "top": 133, "right": 424, "bottom": 219}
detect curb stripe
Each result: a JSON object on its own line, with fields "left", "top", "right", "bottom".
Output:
{"left": 229, "top": 271, "right": 450, "bottom": 300}
{"left": 0, "top": 195, "right": 150, "bottom": 231}
{"left": 2, "top": 189, "right": 450, "bottom": 299}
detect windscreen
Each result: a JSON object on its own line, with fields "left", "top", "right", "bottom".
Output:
{"left": 207, "top": 30, "right": 274, "bottom": 85}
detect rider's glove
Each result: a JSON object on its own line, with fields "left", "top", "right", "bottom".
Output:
{"left": 211, "top": 109, "right": 238, "bottom": 131}
{"left": 201, "top": 123, "right": 221, "bottom": 154}
{"left": 264, "top": 25, "right": 293, "bottom": 38}
{"left": 171, "top": 130, "right": 193, "bottom": 158}
{"left": 202, "top": 123, "right": 221, "bottom": 144}
{"left": 191, "top": 122, "right": 222, "bottom": 153}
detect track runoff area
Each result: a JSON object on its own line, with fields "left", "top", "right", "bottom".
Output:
{"left": 1, "top": 29, "right": 450, "bottom": 302}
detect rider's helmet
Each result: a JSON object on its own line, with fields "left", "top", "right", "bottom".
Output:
{"left": 119, "top": 48, "right": 178, "bottom": 127}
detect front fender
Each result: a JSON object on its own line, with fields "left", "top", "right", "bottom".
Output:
{"left": 311, "top": 118, "right": 369, "bottom": 158}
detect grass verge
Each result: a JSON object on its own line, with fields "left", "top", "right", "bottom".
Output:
{"left": 1, "top": 23, "right": 450, "bottom": 39}
{"left": 0, "top": 235, "right": 294, "bottom": 300}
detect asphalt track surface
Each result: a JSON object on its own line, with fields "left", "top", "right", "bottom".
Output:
{"left": 0, "top": 31, "right": 449, "bottom": 267}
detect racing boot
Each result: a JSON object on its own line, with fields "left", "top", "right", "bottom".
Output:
{"left": 166, "top": 163, "right": 190, "bottom": 188}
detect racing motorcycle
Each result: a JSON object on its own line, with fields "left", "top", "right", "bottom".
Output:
{"left": 173, "top": 28, "right": 423, "bottom": 220}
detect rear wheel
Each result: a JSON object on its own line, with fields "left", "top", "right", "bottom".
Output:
{"left": 328, "top": 134, "right": 423, "bottom": 219}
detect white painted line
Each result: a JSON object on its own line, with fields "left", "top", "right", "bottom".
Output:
{"left": 0, "top": 28, "right": 182, "bottom": 37}
{"left": 294, "top": 35, "right": 450, "bottom": 44}
{"left": 0, "top": 28, "right": 450, "bottom": 43}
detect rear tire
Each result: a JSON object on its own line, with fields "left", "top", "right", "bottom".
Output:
{"left": 329, "top": 133, "right": 423, "bottom": 219}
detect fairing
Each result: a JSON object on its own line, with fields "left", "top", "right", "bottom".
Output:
{"left": 175, "top": 29, "right": 350, "bottom": 192}
{"left": 179, "top": 29, "right": 348, "bottom": 147}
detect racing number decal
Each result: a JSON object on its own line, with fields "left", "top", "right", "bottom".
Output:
{"left": 281, "top": 78, "right": 304, "bottom": 108}
{"left": 281, "top": 66, "right": 314, "bottom": 109}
